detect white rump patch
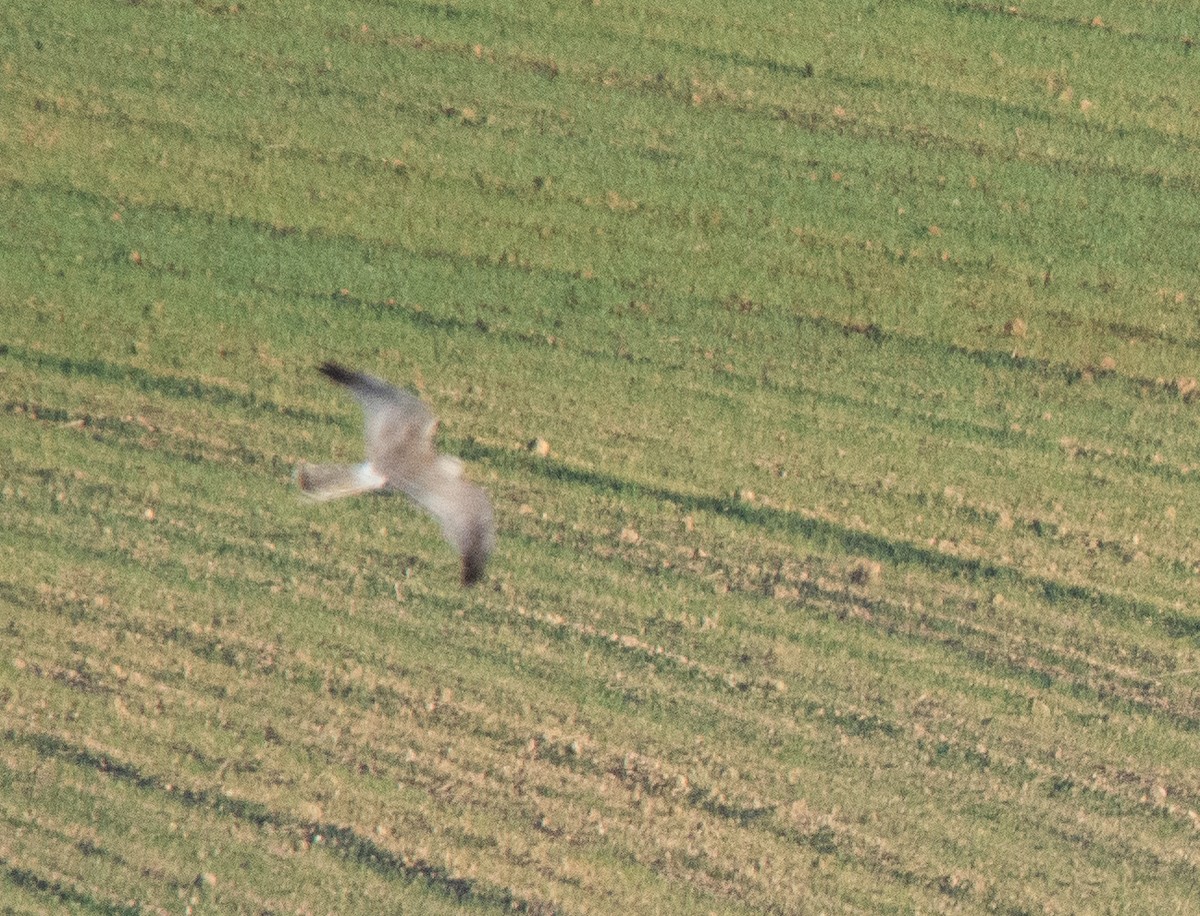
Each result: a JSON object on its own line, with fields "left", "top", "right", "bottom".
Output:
{"left": 295, "top": 461, "right": 388, "bottom": 502}
{"left": 358, "top": 462, "right": 389, "bottom": 489}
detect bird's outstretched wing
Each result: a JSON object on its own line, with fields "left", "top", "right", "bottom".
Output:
{"left": 408, "top": 456, "right": 495, "bottom": 586}
{"left": 316, "top": 361, "right": 437, "bottom": 471}
{"left": 296, "top": 361, "right": 496, "bottom": 586}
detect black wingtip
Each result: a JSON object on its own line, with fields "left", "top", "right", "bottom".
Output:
{"left": 318, "top": 361, "right": 357, "bottom": 385}
{"left": 461, "top": 552, "right": 488, "bottom": 587}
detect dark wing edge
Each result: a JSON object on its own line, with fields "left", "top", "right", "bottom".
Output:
{"left": 318, "top": 361, "right": 398, "bottom": 401}
{"left": 412, "top": 471, "right": 495, "bottom": 587}
{"left": 461, "top": 538, "right": 489, "bottom": 586}
{"left": 452, "top": 479, "right": 496, "bottom": 587}
{"left": 318, "top": 361, "right": 358, "bottom": 385}
{"left": 318, "top": 361, "right": 437, "bottom": 446}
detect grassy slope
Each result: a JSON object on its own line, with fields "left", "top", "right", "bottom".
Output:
{"left": 2, "top": 0, "right": 1200, "bottom": 911}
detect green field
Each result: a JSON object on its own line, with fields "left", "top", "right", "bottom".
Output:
{"left": 3, "top": 0, "right": 1200, "bottom": 912}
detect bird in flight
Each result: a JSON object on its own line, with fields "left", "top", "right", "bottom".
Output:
{"left": 295, "top": 362, "right": 495, "bottom": 586}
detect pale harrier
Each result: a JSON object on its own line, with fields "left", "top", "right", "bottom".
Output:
{"left": 295, "top": 362, "right": 495, "bottom": 586}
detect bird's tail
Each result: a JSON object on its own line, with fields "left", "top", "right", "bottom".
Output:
{"left": 294, "top": 462, "right": 386, "bottom": 501}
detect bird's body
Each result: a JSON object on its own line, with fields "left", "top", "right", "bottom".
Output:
{"left": 296, "top": 362, "right": 495, "bottom": 585}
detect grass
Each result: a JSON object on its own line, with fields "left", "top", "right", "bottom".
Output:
{"left": 2, "top": 0, "right": 1200, "bottom": 911}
